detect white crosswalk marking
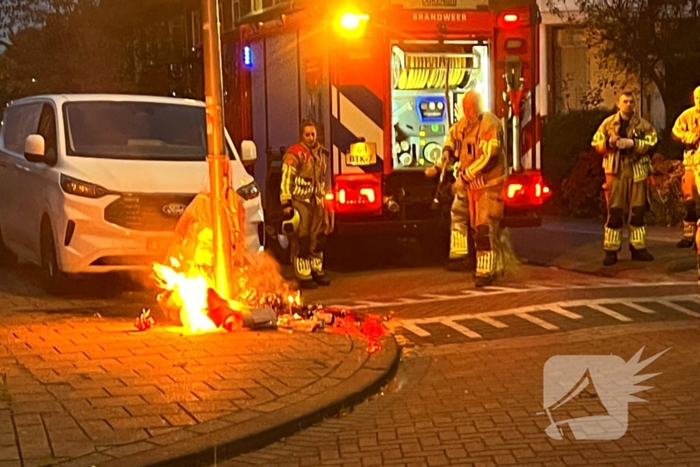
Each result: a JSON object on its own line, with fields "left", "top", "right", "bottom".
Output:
{"left": 395, "top": 294, "right": 699, "bottom": 340}
{"left": 400, "top": 323, "right": 431, "bottom": 337}
{"left": 440, "top": 320, "right": 482, "bottom": 338}
{"left": 338, "top": 281, "right": 694, "bottom": 310}
{"left": 517, "top": 313, "right": 559, "bottom": 330}
{"left": 419, "top": 294, "right": 458, "bottom": 300}
{"left": 548, "top": 305, "right": 583, "bottom": 319}
{"left": 586, "top": 304, "right": 633, "bottom": 322}
{"left": 618, "top": 301, "right": 656, "bottom": 314}
{"left": 478, "top": 317, "right": 508, "bottom": 328}
{"left": 656, "top": 300, "right": 700, "bottom": 318}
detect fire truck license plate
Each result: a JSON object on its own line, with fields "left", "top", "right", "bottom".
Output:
{"left": 346, "top": 142, "right": 377, "bottom": 166}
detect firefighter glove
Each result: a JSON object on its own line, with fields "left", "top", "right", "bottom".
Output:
{"left": 615, "top": 138, "right": 634, "bottom": 149}
{"left": 282, "top": 204, "right": 295, "bottom": 220}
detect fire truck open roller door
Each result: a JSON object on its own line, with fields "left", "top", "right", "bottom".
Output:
{"left": 391, "top": 43, "right": 487, "bottom": 170}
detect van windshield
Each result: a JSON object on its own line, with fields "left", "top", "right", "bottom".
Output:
{"left": 63, "top": 101, "right": 209, "bottom": 161}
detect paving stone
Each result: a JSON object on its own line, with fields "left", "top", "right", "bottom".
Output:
{"left": 0, "top": 283, "right": 397, "bottom": 467}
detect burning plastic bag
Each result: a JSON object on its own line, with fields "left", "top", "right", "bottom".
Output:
{"left": 153, "top": 192, "right": 293, "bottom": 333}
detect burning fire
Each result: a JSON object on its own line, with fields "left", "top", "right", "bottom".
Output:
{"left": 148, "top": 192, "right": 388, "bottom": 354}
{"left": 151, "top": 193, "right": 292, "bottom": 334}
{"left": 153, "top": 257, "right": 219, "bottom": 334}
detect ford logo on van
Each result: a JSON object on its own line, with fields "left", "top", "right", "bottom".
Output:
{"left": 162, "top": 203, "right": 187, "bottom": 218}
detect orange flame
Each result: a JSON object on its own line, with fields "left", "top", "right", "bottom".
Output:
{"left": 153, "top": 261, "right": 218, "bottom": 334}
{"left": 151, "top": 193, "right": 293, "bottom": 334}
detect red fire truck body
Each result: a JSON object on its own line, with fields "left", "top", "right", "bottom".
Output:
{"left": 228, "top": 0, "right": 548, "bottom": 248}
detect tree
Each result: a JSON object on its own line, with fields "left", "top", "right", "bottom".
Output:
{"left": 0, "top": 0, "right": 186, "bottom": 108}
{"left": 546, "top": 0, "right": 700, "bottom": 132}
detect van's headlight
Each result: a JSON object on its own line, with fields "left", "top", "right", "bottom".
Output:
{"left": 236, "top": 181, "right": 260, "bottom": 200}
{"left": 60, "top": 174, "right": 109, "bottom": 198}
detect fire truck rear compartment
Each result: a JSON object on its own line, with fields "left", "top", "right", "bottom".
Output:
{"left": 390, "top": 43, "right": 490, "bottom": 171}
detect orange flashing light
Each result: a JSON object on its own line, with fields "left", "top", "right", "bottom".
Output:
{"left": 335, "top": 10, "right": 370, "bottom": 38}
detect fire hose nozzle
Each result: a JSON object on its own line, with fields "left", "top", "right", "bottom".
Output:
{"left": 384, "top": 198, "right": 400, "bottom": 213}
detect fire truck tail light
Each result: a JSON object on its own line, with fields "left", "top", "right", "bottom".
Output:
{"left": 498, "top": 12, "right": 522, "bottom": 29}
{"left": 507, "top": 183, "right": 524, "bottom": 199}
{"left": 504, "top": 171, "right": 551, "bottom": 207}
{"left": 359, "top": 188, "right": 376, "bottom": 203}
{"left": 333, "top": 174, "right": 382, "bottom": 215}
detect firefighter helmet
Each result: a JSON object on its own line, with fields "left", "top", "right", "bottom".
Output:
{"left": 281, "top": 209, "right": 300, "bottom": 234}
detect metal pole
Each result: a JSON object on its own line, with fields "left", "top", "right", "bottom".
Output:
{"left": 201, "top": 0, "right": 232, "bottom": 299}
{"left": 512, "top": 112, "right": 522, "bottom": 172}
{"left": 445, "top": 57, "right": 452, "bottom": 125}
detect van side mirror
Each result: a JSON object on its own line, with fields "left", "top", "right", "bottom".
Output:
{"left": 25, "top": 134, "right": 46, "bottom": 163}
{"left": 241, "top": 140, "right": 257, "bottom": 166}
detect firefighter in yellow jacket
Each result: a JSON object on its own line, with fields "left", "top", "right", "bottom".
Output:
{"left": 428, "top": 90, "right": 507, "bottom": 287}
{"left": 591, "top": 91, "right": 657, "bottom": 266}
{"left": 280, "top": 119, "right": 331, "bottom": 289}
{"left": 671, "top": 86, "right": 700, "bottom": 249}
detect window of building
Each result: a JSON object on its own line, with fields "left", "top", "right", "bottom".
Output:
{"left": 553, "top": 28, "right": 589, "bottom": 114}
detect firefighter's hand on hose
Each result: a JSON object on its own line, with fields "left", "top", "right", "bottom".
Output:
{"left": 282, "top": 204, "right": 294, "bottom": 220}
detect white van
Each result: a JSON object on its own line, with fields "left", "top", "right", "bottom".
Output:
{"left": 0, "top": 94, "right": 264, "bottom": 293}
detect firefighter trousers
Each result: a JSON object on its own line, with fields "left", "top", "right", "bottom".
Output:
{"left": 450, "top": 183, "right": 505, "bottom": 279}
{"left": 604, "top": 175, "right": 647, "bottom": 251}
{"left": 680, "top": 168, "right": 700, "bottom": 243}
{"left": 290, "top": 199, "right": 328, "bottom": 281}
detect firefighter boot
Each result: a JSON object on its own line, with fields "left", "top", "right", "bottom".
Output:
{"left": 630, "top": 246, "right": 654, "bottom": 262}
{"left": 475, "top": 250, "right": 495, "bottom": 288}
{"left": 603, "top": 251, "right": 617, "bottom": 266}
{"left": 678, "top": 222, "right": 695, "bottom": 248}
{"left": 676, "top": 238, "right": 694, "bottom": 248}
{"left": 294, "top": 257, "right": 317, "bottom": 289}
{"left": 311, "top": 255, "right": 330, "bottom": 286}
{"left": 299, "top": 279, "right": 317, "bottom": 289}
{"left": 474, "top": 274, "right": 493, "bottom": 288}
{"left": 677, "top": 238, "right": 694, "bottom": 248}
{"left": 312, "top": 272, "right": 331, "bottom": 286}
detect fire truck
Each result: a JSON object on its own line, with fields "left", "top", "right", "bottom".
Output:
{"left": 225, "top": 0, "right": 550, "bottom": 258}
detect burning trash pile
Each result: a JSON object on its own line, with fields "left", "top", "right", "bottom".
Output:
{"left": 143, "top": 192, "right": 387, "bottom": 353}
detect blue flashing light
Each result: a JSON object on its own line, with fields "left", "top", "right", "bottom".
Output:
{"left": 243, "top": 46, "right": 253, "bottom": 68}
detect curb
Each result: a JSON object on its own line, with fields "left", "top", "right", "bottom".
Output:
{"left": 97, "top": 335, "right": 401, "bottom": 467}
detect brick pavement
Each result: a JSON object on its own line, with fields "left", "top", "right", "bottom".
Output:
{"left": 0, "top": 309, "right": 399, "bottom": 467}
{"left": 220, "top": 320, "right": 700, "bottom": 467}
